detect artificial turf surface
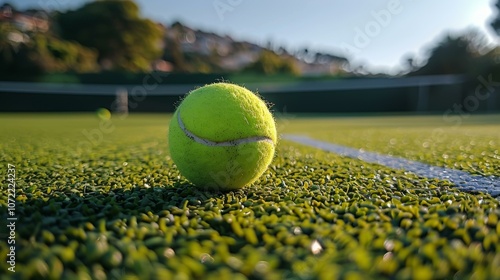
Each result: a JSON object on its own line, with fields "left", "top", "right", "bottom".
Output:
{"left": 1, "top": 113, "right": 499, "bottom": 279}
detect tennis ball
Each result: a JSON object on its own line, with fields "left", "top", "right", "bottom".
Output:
{"left": 96, "top": 108, "right": 111, "bottom": 120}
{"left": 168, "top": 83, "right": 277, "bottom": 191}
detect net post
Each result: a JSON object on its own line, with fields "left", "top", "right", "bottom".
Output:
{"left": 115, "top": 87, "right": 128, "bottom": 114}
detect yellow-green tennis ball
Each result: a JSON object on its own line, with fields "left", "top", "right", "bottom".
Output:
{"left": 96, "top": 108, "right": 111, "bottom": 121}
{"left": 168, "top": 83, "right": 277, "bottom": 191}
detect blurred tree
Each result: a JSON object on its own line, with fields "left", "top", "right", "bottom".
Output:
{"left": 479, "top": 46, "right": 500, "bottom": 80}
{"left": 406, "top": 57, "right": 415, "bottom": 71}
{"left": 41, "top": 35, "right": 99, "bottom": 72}
{"left": 400, "top": 54, "right": 418, "bottom": 73}
{"left": 0, "top": 23, "right": 18, "bottom": 73}
{"left": 0, "top": 23, "right": 98, "bottom": 76}
{"left": 163, "top": 35, "right": 188, "bottom": 72}
{"left": 244, "top": 50, "right": 299, "bottom": 75}
{"left": 56, "top": 0, "right": 163, "bottom": 72}
{"left": 491, "top": 0, "right": 500, "bottom": 36}
{"left": 409, "top": 30, "right": 489, "bottom": 76}
{"left": 19, "top": 35, "right": 98, "bottom": 75}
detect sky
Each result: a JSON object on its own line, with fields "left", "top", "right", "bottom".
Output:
{"left": 8, "top": 0, "right": 499, "bottom": 74}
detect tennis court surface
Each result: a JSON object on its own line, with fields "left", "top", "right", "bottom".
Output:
{"left": 1, "top": 113, "right": 499, "bottom": 279}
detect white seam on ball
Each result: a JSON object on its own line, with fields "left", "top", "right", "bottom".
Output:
{"left": 177, "top": 110, "right": 274, "bottom": 147}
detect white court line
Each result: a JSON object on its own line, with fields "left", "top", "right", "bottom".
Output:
{"left": 283, "top": 134, "right": 500, "bottom": 197}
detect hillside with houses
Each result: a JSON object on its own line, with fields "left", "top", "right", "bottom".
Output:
{"left": 163, "top": 22, "right": 349, "bottom": 75}
{"left": 0, "top": 2, "right": 349, "bottom": 76}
